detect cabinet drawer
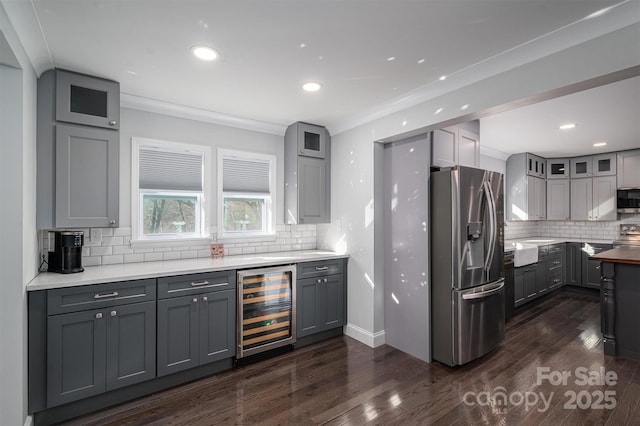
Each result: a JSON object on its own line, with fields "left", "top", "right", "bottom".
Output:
{"left": 47, "top": 279, "right": 156, "bottom": 315}
{"left": 548, "top": 271, "right": 563, "bottom": 289}
{"left": 548, "top": 244, "right": 564, "bottom": 256}
{"left": 547, "top": 256, "right": 563, "bottom": 273}
{"left": 158, "top": 271, "right": 236, "bottom": 299}
{"left": 297, "top": 259, "right": 345, "bottom": 279}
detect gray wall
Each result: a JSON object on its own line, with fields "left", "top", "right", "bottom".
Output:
{"left": 317, "top": 24, "right": 640, "bottom": 347}
{"left": 119, "top": 108, "right": 285, "bottom": 229}
{"left": 0, "top": 4, "right": 39, "bottom": 424}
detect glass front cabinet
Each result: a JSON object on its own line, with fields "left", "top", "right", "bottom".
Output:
{"left": 546, "top": 158, "right": 570, "bottom": 179}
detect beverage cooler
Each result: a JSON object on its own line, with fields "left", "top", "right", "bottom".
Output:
{"left": 237, "top": 265, "right": 296, "bottom": 358}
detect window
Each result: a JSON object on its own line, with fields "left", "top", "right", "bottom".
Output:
{"left": 218, "top": 149, "right": 276, "bottom": 239}
{"left": 132, "top": 138, "right": 211, "bottom": 242}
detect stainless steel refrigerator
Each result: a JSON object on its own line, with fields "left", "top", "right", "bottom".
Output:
{"left": 431, "top": 166, "right": 505, "bottom": 366}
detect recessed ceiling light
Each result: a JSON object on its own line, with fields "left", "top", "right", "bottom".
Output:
{"left": 593, "top": 142, "right": 608, "bottom": 147}
{"left": 300, "top": 43, "right": 306, "bottom": 48}
{"left": 460, "top": 104, "right": 469, "bottom": 110}
{"left": 302, "top": 82, "right": 322, "bottom": 92}
{"left": 439, "top": 75, "right": 447, "bottom": 81}
{"left": 435, "top": 108, "right": 443, "bottom": 115}
{"left": 387, "top": 56, "right": 396, "bottom": 62}
{"left": 418, "top": 59, "right": 425, "bottom": 64}
{"left": 191, "top": 45, "right": 219, "bottom": 61}
{"left": 559, "top": 123, "right": 576, "bottom": 130}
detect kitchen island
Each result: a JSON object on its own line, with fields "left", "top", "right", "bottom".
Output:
{"left": 591, "top": 246, "right": 640, "bottom": 360}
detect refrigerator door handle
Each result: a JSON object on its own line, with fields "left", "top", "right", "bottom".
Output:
{"left": 462, "top": 279, "right": 505, "bottom": 300}
{"left": 483, "top": 179, "right": 497, "bottom": 274}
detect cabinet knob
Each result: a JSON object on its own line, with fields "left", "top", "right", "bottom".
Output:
{"left": 202, "top": 296, "right": 208, "bottom": 302}
{"left": 323, "top": 278, "right": 328, "bottom": 283}
{"left": 317, "top": 279, "right": 322, "bottom": 284}
{"left": 109, "top": 220, "right": 116, "bottom": 225}
{"left": 109, "top": 120, "right": 117, "bottom": 126}
{"left": 96, "top": 313, "right": 103, "bottom": 319}
{"left": 193, "top": 298, "right": 198, "bottom": 303}
{"left": 110, "top": 310, "right": 117, "bottom": 317}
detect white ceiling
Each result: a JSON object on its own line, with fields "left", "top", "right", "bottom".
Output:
{"left": 481, "top": 75, "right": 640, "bottom": 158}
{"left": 5, "top": 0, "right": 639, "bottom": 156}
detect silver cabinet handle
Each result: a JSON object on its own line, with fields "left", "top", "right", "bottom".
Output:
{"left": 317, "top": 279, "right": 322, "bottom": 284}
{"left": 193, "top": 298, "right": 198, "bottom": 303}
{"left": 109, "top": 220, "right": 116, "bottom": 225}
{"left": 96, "top": 313, "right": 103, "bottom": 319}
{"left": 191, "top": 280, "right": 210, "bottom": 287}
{"left": 95, "top": 292, "right": 119, "bottom": 299}
{"left": 323, "top": 278, "right": 328, "bottom": 283}
{"left": 315, "top": 266, "right": 329, "bottom": 271}
{"left": 109, "top": 120, "right": 117, "bottom": 126}
{"left": 596, "top": 266, "right": 600, "bottom": 270}
{"left": 110, "top": 310, "right": 117, "bottom": 317}
{"left": 203, "top": 296, "right": 208, "bottom": 302}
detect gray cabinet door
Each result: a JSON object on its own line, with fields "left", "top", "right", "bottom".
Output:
{"left": 592, "top": 153, "right": 617, "bottom": 177}
{"left": 199, "top": 289, "right": 235, "bottom": 364}
{"left": 105, "top": 301, "right": 156, "bottom": 391}
{"left": 432, "top": 127, "right": 457, "bottom": 167}
{"left": 297, "top": 122, "right": 327, "bottom": 159}
{"left": 570, "top": 178, "right": 592, "bottom": 220}
{"left": 157, "top": 295, "right": 199, "bottom": 377}
{"left": 565, "top": 243, "right": 583, "bottom": 286}
{"left": 523, "top": 267, "right": 537, "bottom": 301}
{"left": 582, "top": 244, "right": 612, "bottom": 289}
{"left": 457, "top": 128, "right": 479, "bottom": 168}
{"left": 320, "top": 274, "right": 345, "bottom": 329}
{"left": 514, "top": 269, "right": 525, "bottom": 307}
{"left": 296, "top": 277, "right": 320, "bottom": 338}
{"left": 298, "top": 156, "right": 328, "bottom": 224}
{"left": 55, "top": 123, "right": 119, "bottom": 228}
{"left": 617, "top": 149, "right": 640, "bottom": 188}
{"left": 47, "top": 309, "right": 107, "bottom": 407}
{"left": 592, "top": 176, "right": 617, "bottom": 221}
{"left": 535, "top": 261, "right": 548, "bottom": 295}
{"left": 547, "top": 179, "right": 570, "bottom": 220}
{"left": 55, "top": 69, "right": 120, "bottom": 129}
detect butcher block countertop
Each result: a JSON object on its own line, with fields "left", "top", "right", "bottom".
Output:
{"left": 590, "top": 246, "right": 640, "bottom": 266}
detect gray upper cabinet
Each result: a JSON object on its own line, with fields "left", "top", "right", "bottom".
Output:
{"left": 571, "top": 153, "right": 616, "bottom": 178}
{"left": 571, "top": 175, "right": 616, "bottom": 221}
{"left": 617, "top": 149, "right": 640, "bottom": 188}
{"left": 37, "top": 69, "right": 120, "bottom": 229}
{"left": 506, "top": 153, "right": 546, "bottom": 220}
{"left": 55, "top": 124, "right": 119, "bottom": 228}
{"left": 547, "top": 179, "right": 570, "bottom": 220}
{"left": 55, "top": 69, "right": 120, "bottom": 129}
{"left": 431, "top": 125, "right": 479, "bottom": 168}
{"left": 546, "top": 158, "right": 570, "bottom": 179}
{"left": 285, "top": 122, "right": 331, "bottom": 224}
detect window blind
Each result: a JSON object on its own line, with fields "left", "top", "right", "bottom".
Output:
{"left": 223, "top": 156, "right": 270, "bottom": 193}
{"left": 139, "top": 147, "right": 203, "bottom": 191}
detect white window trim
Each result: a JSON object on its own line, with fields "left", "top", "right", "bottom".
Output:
{"left": 131, "top": 137, "right": 211, "bottom": 245}
{"left": 217, "top": 148, "right": 277, "bottom": 242}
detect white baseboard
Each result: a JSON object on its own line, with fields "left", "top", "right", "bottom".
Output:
{"left": 344, "top": 323, "right": 386, "bottom": 348}
{"left": 24, "top": 414, "right": 33, "bottom": 426}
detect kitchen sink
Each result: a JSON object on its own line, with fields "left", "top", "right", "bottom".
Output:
{"left": 513, "top": 243, "right": 539, "bottom": 267}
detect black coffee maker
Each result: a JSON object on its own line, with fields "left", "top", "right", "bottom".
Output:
{"left": 48, "top": 231, "right": 84, "bottom": 274}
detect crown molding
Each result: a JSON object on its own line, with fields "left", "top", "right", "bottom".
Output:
{"left": 480, "top": 145, "right": 510, "bottom": 161}
{"left": 329, "top": 1, "right": 638, "bottom": 136}
{"left": 121, "top": 93, "right": 287, "bottom": 136}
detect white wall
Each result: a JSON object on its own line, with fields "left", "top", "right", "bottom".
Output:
{"left": 318, "top": 24, "right": 640, "bottom": 348}
{"left": 0, "top": 3, "right": 38, "bottom": 424}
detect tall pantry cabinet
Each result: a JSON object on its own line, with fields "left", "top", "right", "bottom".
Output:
{"left": 37, "top": 69, "right": 120, "bottom": 229}
{"left": 284, "top": 122, "right": 331, "bottom": 224}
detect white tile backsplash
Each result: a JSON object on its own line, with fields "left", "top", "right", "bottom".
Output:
{"left": 39, "top": 224, "right": 317, "bottom": 268}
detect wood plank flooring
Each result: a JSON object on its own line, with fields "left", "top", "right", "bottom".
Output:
{"left": 63, "top": 289, "right": 640, "bottom": 425}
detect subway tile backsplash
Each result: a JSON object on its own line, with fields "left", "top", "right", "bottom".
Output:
{"left": 39, "top": 224, "right": 317, "bottom": 269}
{"left": 504, "top": 213, "right": 640, "bottom": 241}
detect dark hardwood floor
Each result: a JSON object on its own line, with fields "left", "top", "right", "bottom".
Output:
{"left": 63, "top": 289, "right": 640, "bottom": 425}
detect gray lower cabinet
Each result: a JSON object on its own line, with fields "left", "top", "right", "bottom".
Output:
{"left": 514, "top": 266, "right": 537, "bottom": 307}
{"left": 582, "top": 244, "right": 612, "bottom": 289}
{"left": 157, "top": 271, "right": 236, "bottom": 377}
{"left": 296, "top": 260, "right": 346, "bottom": 338}
{"left": 566, "top": 243, "right": 583, "bottom": 286}
{"left": 47, "top": 300, "right": 156, "bottom": 407}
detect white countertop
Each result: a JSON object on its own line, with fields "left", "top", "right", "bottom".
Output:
{"left": 505, "top": 237, "right": 614, "bottom": 251}
{"left": 28, "top": 250, "right": 349, "bottom": 291}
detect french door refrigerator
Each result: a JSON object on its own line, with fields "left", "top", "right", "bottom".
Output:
{"left": 431, "top": 166, "right": 505, "bottom": 366}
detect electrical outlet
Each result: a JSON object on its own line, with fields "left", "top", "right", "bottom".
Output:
{"left": 90, "top": 228, "right": 102, "bottom": 242}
